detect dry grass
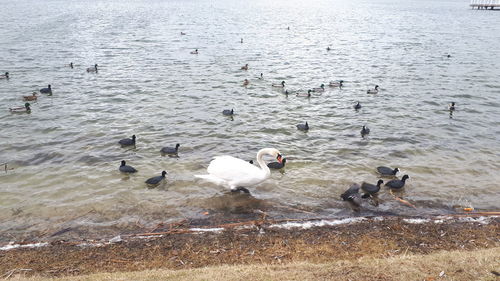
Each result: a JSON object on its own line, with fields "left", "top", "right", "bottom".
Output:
{"left": 7, "top": 247, "right": 500, "bottom": 281}
{"left": 1, "top": 216, "right": 498, "bottom": 280}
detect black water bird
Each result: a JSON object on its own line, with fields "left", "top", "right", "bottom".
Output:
{"left": 119, "top": 160, "right": 137, "bottom": 173}
{"left": 354, "top": 102, "right": 361, "bottom": 110}
{"left": 341, "top": 183, "right": 362, "bottom": 211}
{"left": 267, "top": 158, "right": 286, "bottom": 169}
{"left": 161, "top": 143, "right": 180, "bottom": 155}
{"left": 145, "top": 171, "right": 167, "bottom": 186}
{"left": 40, "top": 84, "right": 52, "bottom": 94}
{"left": 377, "top": 166, "right": 399, "bottom": 176}
{"left": 297, "top": 122, "right": 309, "bottom": 131}
{"left": 449, "top": 102, "right": 455, "bottom": 111}
{"left": 385, "top": 175, "right": 409, "bottom": 190}
{"left": 361, "top": 179, "right": 383, "bottom": 198}
{"left": 119, "top": 135, "right": 136, "bottom": 146}
{"left": 361, "top": 125, "right": 370, "bottom": 137}
{"left": 222, "top": 109, "right": 234, "bottom": 116}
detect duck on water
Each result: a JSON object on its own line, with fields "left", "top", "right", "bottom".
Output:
{"left": 377, "top": 166, "right": 399, "bottom": 176}
{"left": 385, "top": 175, "right": 410, "bottom": 190}
{"left": 119, "top": 135, "right": 136, "bottom": 146}
{"left": 161, "top": 143, "right": 180, "bottom": 156}
{"left": 297, "top": 122, "right": 309, "bottom": 131}
{"left": 119, "top": 160, "right": 137, "bottom": 173}
{"left": 86, "top": 64, "right": 98, "bottom": 72}
{"left": 146, "top": 171, "right": 167, "bottom": 187}
{"left": 9, "top": 102, "right": 31, "bottom": 113}
{"left": 40, "top": 85, "right": 52, "bottom": 94}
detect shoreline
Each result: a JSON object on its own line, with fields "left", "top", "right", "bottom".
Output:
{"left": 1, "top": 214, "right": 498, "bottom": 279}
{"left": 7, "top": 248, "right": 500, "bottom": 280}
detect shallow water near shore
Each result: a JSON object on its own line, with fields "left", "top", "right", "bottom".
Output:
{"left": 0, "top": 0, "right": 499, "bottom": 242}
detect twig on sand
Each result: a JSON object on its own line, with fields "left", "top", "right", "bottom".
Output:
{"left": 451, "top": 212, "right": 500, "bottom": 217}
{"left": 127, "top": 229, "right": 194, "bottom": 237}
{"left": 2, "top": 268, "right": 32, "bottom": 279}
{"left": 255, "top": 209, "right": 268, "bottom": 221}
{"left": 148, "top": 219, "right": 189, "bottom": 233}
{"left": 148, "top": 222, "right": 164, "bottom": 233}
{"left": 169, "top": 219, "right": 188, "bottom": 230}
{"left": 390, "top": 190, "right": 417, "bottom": 209}
{"left": 110, "top": 258, "right": 132, "bottom": 263}
{"left": 273, "top": 203, "right": 318, "bottom": 215}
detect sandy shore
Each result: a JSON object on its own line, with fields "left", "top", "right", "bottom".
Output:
{"left": 1, "top": 214, "right": 499, "bottom": 280}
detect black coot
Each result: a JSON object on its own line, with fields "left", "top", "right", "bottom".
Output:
{"left": 145, "top": 171, "right": 167, "bottom": 186}
{"left": 119, "top": 135, "right": 136, "bottom": 146}
{"left": 119, "top": 160, "right": 137, "bottom": 173}
{"left": 222, "top": 109, "right": 234, "bottom": 116}
{"left": 385, "top": 175, "right": 409, "bottom": 190}
{"left": 40, "top": 84, "right": 52, "bottom": 94}
{"left": 360, "top": 179, "right": 383, "bottom": 198}
{"left": 377, "top": 166, "right": 399, "bottom": 176}
{"left": 361, "top": 125, "right": 370, "bottom": 137}
{"left": 267, "top": 158, "right": 286, "bottom": 169}
{"left": 161, "top": 143, "right": 180, "bottom": 155}
{"left": 297, "top": 122, "right": 309, "bottom": 131}
{"left": 341, "top": 183, "right": 362, "bottom": 211}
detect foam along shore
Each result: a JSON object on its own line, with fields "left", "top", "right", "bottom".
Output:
{"left": 0, "top": 214, "right": 498, "bottom": 279}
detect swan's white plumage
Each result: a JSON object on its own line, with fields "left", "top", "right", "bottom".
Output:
{"left": 195, "top": 148, "right": 280, "bottom": 190}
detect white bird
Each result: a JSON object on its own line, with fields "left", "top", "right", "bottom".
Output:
{"left": 367, "top": 85, "right": 379, "bottom": 94}
{"left": 195, "top": 148, "right": 282, "bottom": 193}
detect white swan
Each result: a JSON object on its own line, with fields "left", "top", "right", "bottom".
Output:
{"left": 195, "top": 148, "right": 282, "bottom": 193}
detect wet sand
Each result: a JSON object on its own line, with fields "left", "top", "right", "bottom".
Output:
{"left": 0, "top": 214, "right": 498, "bottom": 278}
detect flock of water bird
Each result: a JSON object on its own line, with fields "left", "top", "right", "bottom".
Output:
{"left": 2, "top": 30, "right": 458, "bottom": 213}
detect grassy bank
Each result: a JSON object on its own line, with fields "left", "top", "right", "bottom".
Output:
{"left": 1, "top": 216, "right": 499, "bottom": 280}
{"left": 8, "top": 247, "right": 500, "bottom": 281}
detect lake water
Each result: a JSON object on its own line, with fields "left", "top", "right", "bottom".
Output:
{"left": 1, "top": 0, "right": 499, "bottom": 242}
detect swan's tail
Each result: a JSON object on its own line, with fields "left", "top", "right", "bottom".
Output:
{"left": 194, "top": 174, "right": 228, "bottom": 187}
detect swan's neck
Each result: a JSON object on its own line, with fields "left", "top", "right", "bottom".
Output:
{"left": 256, "top": 149, "right": 272, "bottom": 177}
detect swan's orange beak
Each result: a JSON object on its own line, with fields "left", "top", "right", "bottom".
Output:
{"left": 277, "top": 154, "right": 283, "bottom": 164}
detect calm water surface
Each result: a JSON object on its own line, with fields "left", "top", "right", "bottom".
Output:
{"left": 1, "top": 0, "right": 499, "bottom": 242}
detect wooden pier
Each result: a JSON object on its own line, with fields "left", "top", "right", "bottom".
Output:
{"left": 470, "top": 0, "right": 500, "bottom": 9}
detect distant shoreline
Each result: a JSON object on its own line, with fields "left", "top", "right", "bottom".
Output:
{"left": 1, "top": 214, "right": 498, "bottom": 279}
